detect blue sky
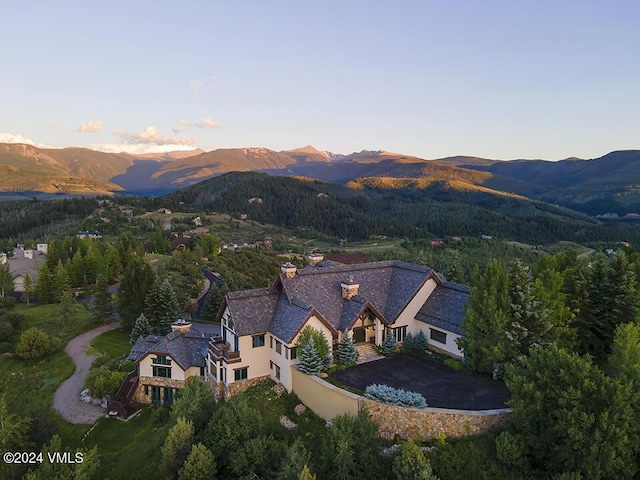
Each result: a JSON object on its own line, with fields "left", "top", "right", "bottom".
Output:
{"left": 1, "top": 1, "right": 638, "bottom": 159}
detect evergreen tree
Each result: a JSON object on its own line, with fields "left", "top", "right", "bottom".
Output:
{"left": 445, "top": 249, "right": 463, "bottom": 283}
{"left": 298, "top": 337, "right": 324, "bottom": 375}
{"left": 298, "top": 465, "right": 317, "bottom": 480}
{"left": 117, "top": 258, "right": 156, "bottom": 332}
{"left": 338, "top": 329, "right": 358, "bottom": 366}
{"left": 279, "top": 438, "right": 311, "bottom": 480}
{"left": 36, "top": 266, "right": 54, "bottom": 304}
{"left": 130, "top": 313, "right": 152, "bottom": 345}
{"left": 413, "top": 330, "right": 428, "bottom": 352}
{"left": 296, "top": 326, "right": 332, "bottom": 368}
{"left": 59, "top": 290, "right": 74, "bottom": 322}
{"left": 0, "top": 264, "right": 13, "bottom": 300}
{"left": 608, "top": 321, "right": 640, "bottom": 383}
{"left": 171, "top": 376, "right": 216, "bottom": 434}
{"left": 402, "top": 332, "right": 416, "bottom": 352}
{"left": 52, "top": 260, "right": 70, "bottom": 302}
{"left": 178, "top": 443, "right": 217, "bottom": 480}
{"left": 381, "top": 332, "right": 397, "bottom": 355}
{"left": 162, "top": 418, "right": 195, "bottom": 480}
{"left": 458, "top": 259, "right": 510, "bottom": 374}
{"left": 504, "top": 259, "right": 553, "bottom": 358}
{"left": 145, "top": 278, "right": 181, "bottom": 335}
{"left": 22, "top": 273, "right": 34, "bottom": 306}
{"left": 93, "top": 274, "right": 113, "bottom": 322}
{"left": 392, "top": 439, "right": 439, "bottom": 480}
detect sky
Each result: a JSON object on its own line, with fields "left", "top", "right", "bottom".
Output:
{"left": 1, "top": 1, "right": 639, "bottom": 160}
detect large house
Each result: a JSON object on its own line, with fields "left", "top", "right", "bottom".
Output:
{"left": 208, "top": 256, "right": 470, "bottom": 398}
{"left": 2, "top": 245, "right": 47, "bottom": 293}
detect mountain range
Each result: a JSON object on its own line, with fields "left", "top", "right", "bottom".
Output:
{"left": 1, "top": 142, "right": 639, "bottom": 216}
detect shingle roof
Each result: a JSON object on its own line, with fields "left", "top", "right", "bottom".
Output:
{"left": 225, "top": 288, "right": 280, "bottom": 336}
{"left": 128, "top": 327, "right": 212, "bottom": 370}
{"left": 269, "top": 296, "right": 313, "bottom": 343}
{"left": 415, "top": 281, "right": 470, "bottom": 335}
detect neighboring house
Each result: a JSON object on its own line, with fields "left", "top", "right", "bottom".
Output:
{"left": 209, "top": 256, "right": 470, "bottom": 398}
{"left": 128, "top": 321, "right": 212, "bottom": 406}
{"left": 76, "top": 230, "right": 101, "bottom": 239}
{"left": 6, "top": 247, "right": 47, "bottom": 292}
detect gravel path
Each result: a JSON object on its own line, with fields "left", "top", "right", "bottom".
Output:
{"left": 53, "top": 322, "right": 120, "bottom": 424}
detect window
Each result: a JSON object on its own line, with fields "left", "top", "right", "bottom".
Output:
{"left": 275, "top": 364, "right": 281, "bottom": 380}
{"left": 152, "top": 355, "right": 171, "bottom": 365}
{"left": 430, "top": 328, "right": 447, "bottom": 344}
{"left": 234, "top": 367, "right": 248, "bottom": 381}
{"left": 290, "top": 346, "right": 297, "bottom": 360}
{"left": 220, "top": 366, "right": 226, "bottom": 383}
{"left": 252, "top": 334, "right": 265, "bottom": 348}
{"left": 209, "top": 360, "right": 217, "bottom": 379}
{"left": 393, "top": 326, "right": 407, "bottom": 343}
{"left": 270, "top": 336, "right": 274, "bottom": 349}
{"left": 144, "top": 385, "right": 149, "bottom": 395}
{"left": 275, "top": 340, "right": 282, "bottom": 355}
{"left": 152, "top": 366, "right": 171, "bottom": 378}
{"left": 200, "top": 366, "right": 205, "bottom": 377}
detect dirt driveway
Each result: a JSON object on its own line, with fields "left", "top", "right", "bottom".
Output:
{"left": 330, "top": 353, "right": 510, "bottom": 410}
{"left": 53, "top": 322, "right": 120, "bottom": 424}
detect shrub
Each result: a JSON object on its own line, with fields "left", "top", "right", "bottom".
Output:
{"left": 380, "top": 333, "right": 397, "bottom": 355}
{"left": 90, "top": 370, "right": 126, "bottom": 398}
{"left": 444, "top": 358, "right": 464, "bottom": 371}
{"left": 365, "top": 384, "right": 427, "bottom": 408}
{"left": 298, "top": 337, "right": 324, "bottom": 375}
{"left": 297, "top": 326, "right": 332, "bottom": 369}
{"left": 15, "top": 327, "right": 55, "bottom": 359}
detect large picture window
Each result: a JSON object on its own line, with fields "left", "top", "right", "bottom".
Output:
{"left": 393, "top": 326, "right": 407, "bottom": 343}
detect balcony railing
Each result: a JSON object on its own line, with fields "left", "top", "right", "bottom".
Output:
{"left": 209, "top": 338, "right": 241, "bottom": 363}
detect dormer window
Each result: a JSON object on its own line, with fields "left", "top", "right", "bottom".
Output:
{"left": 152, "top": 355, "right": 171, "bottom": 365}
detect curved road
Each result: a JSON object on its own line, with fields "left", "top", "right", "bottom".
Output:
{"left": 53, "top": 322, "right": 120, "bottom": 424}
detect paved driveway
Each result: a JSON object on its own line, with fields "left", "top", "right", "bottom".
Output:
{"left": 330, "top": 353, "right": 510, "bottom": 410}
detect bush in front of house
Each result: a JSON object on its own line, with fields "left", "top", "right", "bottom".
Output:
{"left": 298, "top": 337, "right": 324, "bottom": 375}
{"left": 365, "top": 384, "right": 427, "bottom": 408}
{"left": 15, "top": 327, "right": 56, "bottom": 359}
{"left": 380, "top": 332, "right": 397, "bottom": 355}
{"left": 86, "top": 368, "right": 127, "bottom": 398}
{"left": 444, "top": 357, "right": 464, "bottom": 371}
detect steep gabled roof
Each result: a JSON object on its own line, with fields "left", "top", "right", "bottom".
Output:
{"left": 224, "top": 288, "right": 279, "bottom": 336}
{"left": 128, "top": 327, "right": 211, "bottom": 370}
{"left": 415, "top": 281, "right": 470, "bottom": 335}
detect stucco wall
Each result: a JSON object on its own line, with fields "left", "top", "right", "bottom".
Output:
{"left": 291, "top": 368, "right": 360, "bottom": 420}
{"left": 423, "top": 324, "right": 463, "bottom": 358}
{"left": 139, "top": 354, "right": 191, "bottom": 381}
{"left": 291, "top": 368, "right": 511, "bottom": 440}
{"left": 400, "top": 277, "right": 439, "bottom": 333}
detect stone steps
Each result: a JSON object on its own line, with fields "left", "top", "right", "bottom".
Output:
{"left": 355, "top": 343, "right": 385, "bottom": 364}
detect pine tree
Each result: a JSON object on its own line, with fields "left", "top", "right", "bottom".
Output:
{"left": 0, "top": 264, "right": 13, "bottom": 300}
{"left": 381, "top": 332, "right": 397, "bottom": 355}
{"left": 298, "top": 465, "right": 317, "bottom": 480}
{"left": 59, "top": 290, "right": 74, "bottom": 322}
{"left": 298, "top": 337, "right": 324, "bottom": 375}
{"left": 53, "top": 260, "right": 70, "bottom": 303}
{"left": 117, "top": 258, "right": 156, "bottom": 332}
{"left": 402, "top": 332, "right": 416, "bottom": 352}
{"left": 413, "top": 330, "right": 428, "bottom": 352}
{"left": 458, "top": 258, "right": 510, "bottom": 374}
{"left": 36, "top": 266, "right": 54, "bottom": 304}
{"left": 93, "top": 274, "right": 113, "bottom": 322}
{"left": 338, "top": 329, "right": 358, "bottom": 366}
{"left": 392, "top": 439, "right": 438, "bottom": 480}
{"left": 22, "top": 273, "right": 34, "bottom": 306}
{"left": 130, "top": 313, "right": 152, "bottom": 345}
{"left": 145, "top": 278, "right": 181, "bottom": 335}
{"left": 178, "top": 443, "right": 217, "bottom": 480}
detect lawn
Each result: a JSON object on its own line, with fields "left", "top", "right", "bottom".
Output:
{"left": 83, "top": 407, "right": 172, "bottom": 480}
{"left": 87, "top": 328, "right": 130, "bottom": 359}
{"left": 0, "top": 302, "right": 100, "bottom": 443}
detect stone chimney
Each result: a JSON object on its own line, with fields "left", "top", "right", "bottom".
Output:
{"left": 281, "top": 262, "right": 297, "bottom": 279}
{"left": 171, "top": 319, "right": 192, "bottom": 334}
{"left": 341, "top": 275, "right": 359, "bottom": 300}
{"left": 24, "top": 250, "right": 34, "bottom": 259}
{"left": 36, "top": 243, "right": 48, "bottom": 255}
{"left": 307, "top": 252, "right": 324, "bottom": 267}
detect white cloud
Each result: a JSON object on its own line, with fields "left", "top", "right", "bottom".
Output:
{"left": 114, "top": 126, "right": 197, "bottom": 147}
{"left": 0, "top": 132, "right": 47, "bottom": 147}
{"left": 78, "top": 120, "right": 104, "bottom": 133}
{"left": 191, "top": 80, "right": 204, "bottom": 90}
{"left": 89, "top": 143, "right": 198, "bottom": 154}
{"left": 176, "top": 117, "right": 220, "bottom": 129}
{"left": 198, "top": 117, "right": 219, "bottom": 128}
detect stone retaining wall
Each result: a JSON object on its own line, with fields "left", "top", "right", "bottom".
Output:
{"left": 361, "top": 398, "right": 511, "bottom": 440}
{"left": 223, "top": 375, "right": 271, "bottom": 400}
{"left": 291, "top": 368, "right": 511, "bottom": 440}
{"left": 133, "top": 377, "right": 185, "bottom": 403}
